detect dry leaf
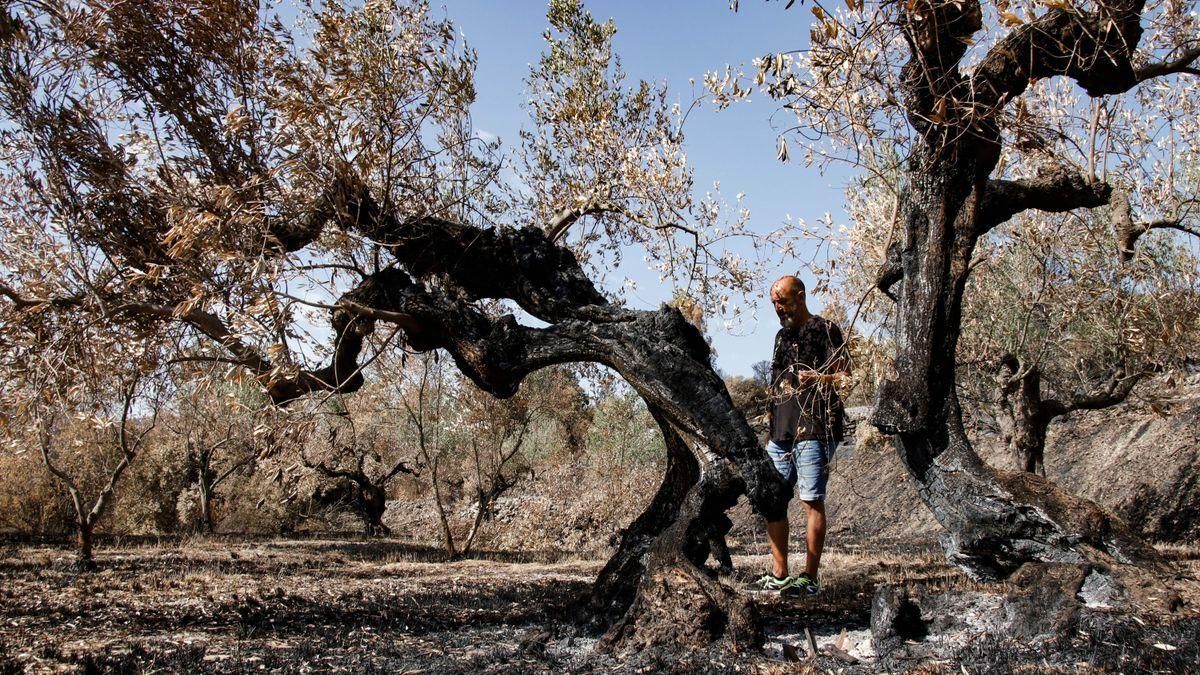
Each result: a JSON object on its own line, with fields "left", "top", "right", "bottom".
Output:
{"left": 1000, "top": 10, "right": 1024, "bottom": 25}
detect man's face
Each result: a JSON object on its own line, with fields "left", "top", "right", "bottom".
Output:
{"left": 770, "top": 283, "right": 805, "bottom": 329}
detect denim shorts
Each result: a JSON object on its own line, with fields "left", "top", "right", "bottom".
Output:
{"left": 766, "top": 438, "right": 836, "bottom": 502}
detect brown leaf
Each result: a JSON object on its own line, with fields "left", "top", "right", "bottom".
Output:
{"left": 1000, "top": 10, "right": 1024, "bottom": 25}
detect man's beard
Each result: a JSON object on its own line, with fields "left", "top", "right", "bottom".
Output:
{"left": 780, "top": 314, "right": 798, "bottom": 330}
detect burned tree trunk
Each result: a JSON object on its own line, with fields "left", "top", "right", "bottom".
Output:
{"left": 871, "top": 143, "right": 1162, "bottom": 579}
{"left": 197, "top": 477, "right": 215, "bottom": 534}
{"left": 360, "top": 482, "right": 390, "bottom": 537}
{"left": 588, "top": 406, "right": 738, "bottom": 635}
{"left": 869, "top": 0, "right": 1178, "bottom": 582}
{"left": 599, "top": 435, "right": 759, "bottom": 653}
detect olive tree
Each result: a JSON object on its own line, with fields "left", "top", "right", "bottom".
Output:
{"left": 721, "top": 0, "right": 1199, "bottom": 582}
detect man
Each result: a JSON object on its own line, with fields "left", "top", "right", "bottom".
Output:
{"left": 755, "top": 275, "right": 850, "bottom": 597}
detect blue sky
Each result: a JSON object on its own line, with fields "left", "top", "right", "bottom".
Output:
{"left": 439, "top": 1, "right": 857, "bottom": 376}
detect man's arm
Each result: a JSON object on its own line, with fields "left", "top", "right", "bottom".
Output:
{"left": 812, "top": 321, "right": 850, "bottom": 385}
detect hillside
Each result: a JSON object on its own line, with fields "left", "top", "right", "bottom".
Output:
{"left": 799, "top": 374, "right": 1200, "bottom": 547}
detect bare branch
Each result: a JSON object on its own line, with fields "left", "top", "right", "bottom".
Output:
{"left": 1041, "top": 369, "right": 1149, "bottom": 420}
{"left": 381, "top": 459, "right": 419, "bottom": 483}
{"left": 1113, "top": 192, "right": 1200, "bottom": 260}
{"left": 87, "top": 378, "right": 151, "bottom": 526}
{"left": 545, "top": 200, "right": 621, "bottom": 242}
{"left": 979, "top": 170, "right": 1112, "bottom": 235}
{"left": 1134, "top": 45, "right": 1200, "bottom": 83}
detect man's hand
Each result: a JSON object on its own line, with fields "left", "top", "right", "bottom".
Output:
{"left": 795, "top": 370, "right": 850, "bottom": 386}
{"left": 794, "top": 370, "right": 823, "bottom": 385}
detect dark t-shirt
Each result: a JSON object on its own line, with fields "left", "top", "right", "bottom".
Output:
{"left": 769, "top": 315, "right": 848, "bottom": 443}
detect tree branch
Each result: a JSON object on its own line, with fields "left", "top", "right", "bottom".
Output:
{"left": 979, "top": 170, "right": 1112, "bottom": 235}
{"left": 970, "top": 3, "right": 1147, "bottom": 111}
{"left": 213, "top": 451, "right": 255, "bottom": 489}
{"left": 381, "top": 458, "right": 419, "bottom": 483}
{"left": 0, "top": 281, "right": 89, "bottom": 310}
{"left": 873, "top": 241, "right": 903, "bottom": 301}
{"left": 314, "top": 173, "right": 611, "bottom": 323}
{"left": 1134, "top": 45, "right": 1200, "bottom": 83}
{"left": 1113, "top": 192, "right": 1200, "bottom": 260}
{"left": 1039, "top": 369, "right": 1147, "bottom": 421}
{"left": 85, "top": 378, "right": 155, "bottom": 527}
{"left": 545, "top": 199, "right": 621, "bottom": 242}
{"left": 1066, "top": 370, "right": 1147, "bottom": 412}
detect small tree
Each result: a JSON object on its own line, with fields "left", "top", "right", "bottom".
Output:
{"left": 167, "top": 376, "right": 263, "bottom": 533}
{"left": 34, "top": 377, "right": 160, "bottom": 569}
{"left": 300, "top": 420, "right": 417, "bottom": 537}
{"left": 454, "top": 367, "right": 583, "bottom": 553}
{"left": 959, "top": 207, "right": 1199, "bottom": 472}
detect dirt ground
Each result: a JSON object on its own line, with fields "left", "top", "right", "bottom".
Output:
{"left": 2, "top": 537, "right": 1198, "bottom": 673}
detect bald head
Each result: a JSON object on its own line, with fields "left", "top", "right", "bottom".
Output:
{"left": 771, "top": 275, "right": 804, "bottom": 297}
{"left": 770, "top": 275, "right": 808, "bottom": 329}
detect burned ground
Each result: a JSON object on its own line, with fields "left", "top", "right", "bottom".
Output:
{"left": 3, "top": 538, "right": 1198, "bottom": 673}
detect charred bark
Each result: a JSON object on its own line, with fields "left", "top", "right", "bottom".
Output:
{"left": 359, "top": 482, "right": 391, "bottom": 537}
{"left": 871, "top": 141, "right": 1164, "bottom": 580}
{"left": 874, "top": 241, "right": 904, "bottom": 301}
{"left": 588, "top": 406, "right": 738, "bottom": 632}
{"left": 597, "top": 414, "right": 759, "bottom": 653}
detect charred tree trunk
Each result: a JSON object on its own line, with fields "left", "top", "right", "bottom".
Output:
{"left": 869, "top": 0, "right": 1169, "bottom": 581}
{"left": 588, "top": 406, "right": 702, "bottom": 629}
{"left": 597, "top": 408, "right": 759, "bottom": 652}
{"left": 360, "top": 482, "right": 390, "bottom": 537}
{"left": 872, "top": 141, "right": 1162, "bottom": 579}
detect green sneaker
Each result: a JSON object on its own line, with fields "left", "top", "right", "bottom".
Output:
{"left": 791, "top": 572, "right": 820, "bottom": 596}
{"left": 754, "top": 573, "right": 801, "bottom": 597}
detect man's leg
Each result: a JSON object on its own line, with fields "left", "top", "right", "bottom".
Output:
{"left": 762, "top": 439, "right": 796, "bottom": 581}
{"left": 800, "top": 499, "right": 826, "bottom": 577}
{"left": 767, "top": 518, "right": 789, "bottom": 578}
{"left": 794, "top": 439, "right": 834, "bottom": 587}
